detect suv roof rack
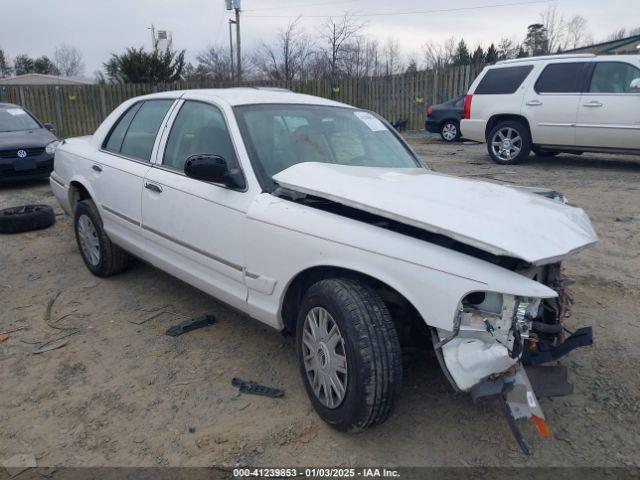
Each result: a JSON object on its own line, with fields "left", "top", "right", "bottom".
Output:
{"left": 496, "top": 53, "right": 596, "bottom": 65}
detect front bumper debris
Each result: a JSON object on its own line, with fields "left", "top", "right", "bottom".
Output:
{"left": 470, "top": 327, "right": 593, "bottom": 454}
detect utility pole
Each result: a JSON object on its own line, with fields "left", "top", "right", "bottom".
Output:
{"left": 225, "top": 0, "right": 241, "bottom": 82}
{"left": 228, "top": 18, "right": 235, "bottom": 80}
{"left": 235, "top": 5, "right": 241, "bottom": 82}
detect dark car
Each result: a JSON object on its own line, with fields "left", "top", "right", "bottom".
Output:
{"left": 0, "top": 103, "right": 58, "bottom": 182}
{"left": 425, "top": 95, "right": 465, "bottom": 142}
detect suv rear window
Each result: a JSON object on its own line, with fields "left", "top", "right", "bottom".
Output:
{"left": 474, "top": 65, "right": 533, "bottom": 95}
{"left": 535, "top": 62, "right": 589, "bottom": 93}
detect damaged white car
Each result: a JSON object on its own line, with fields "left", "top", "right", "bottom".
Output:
{"left": 50, "top": 89, "right": 597, "bottom": 449}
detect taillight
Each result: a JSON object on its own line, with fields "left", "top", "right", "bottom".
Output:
{"left": 426, "top": 107, "right": 433, "bottom": 116}
{"left": 463, "top": 94, "right": 473, "bottom": 119}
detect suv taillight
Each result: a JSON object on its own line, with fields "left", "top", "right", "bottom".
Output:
{"left": 426, "top": 107, "right": 433, "bottom": 116}
{"left": 463, "top": 94, "right": 473, "bottom": 119}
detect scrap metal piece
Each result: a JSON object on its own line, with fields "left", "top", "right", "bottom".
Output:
{"left": 502, "top": 397, "right": 531, "bottom": 456}
{"left": 232, "top": 377, "right": 284, "bottom": 398}
{"left": 165, "top": 315, "right": 216, "bottom": 337}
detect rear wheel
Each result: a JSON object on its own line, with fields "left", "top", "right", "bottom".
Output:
{"left": 440, "top": 120, "right": 460, "bottom": 142}
{"left": 74, "top": 200, "right": 131, "bottom": 277}
{"left": 487, "top": 120, "right": 531, "bottom": 164}
{"left": 296, "top": 278, "right": 402, "bottom": 432}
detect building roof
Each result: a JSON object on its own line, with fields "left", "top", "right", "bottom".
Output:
{"left": 563, "top": 34, "right": 640, "bottom": 54}
{"left": 0, "top": 73, "right": 93, "bottom": 85}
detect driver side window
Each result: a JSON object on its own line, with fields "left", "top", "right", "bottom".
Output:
{"left": 163, "top": 101, "right": 237, "bottom": 172}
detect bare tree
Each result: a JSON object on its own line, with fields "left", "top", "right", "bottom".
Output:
{"left": 540, "top": 6, "right": 566, "bottom": 53}
{"left": 253, "top": 18, "right": 314, "bottom": 84}
{"left": 564, "top": 15, "right": 592, "bottom": 50}
{"left": 318, "top": 13, "right": 365, "bottom": 81}
{"left": 54, "top": 44, "right": 84, "bottom": 77}
{"left": 196, "top": 45, "right": 234, "bottom": 81}
{"left": 607, "top": 27, "right": 640, "bottom": 41}
{"left": 382, "top": 38, "right": 403, "bottom": 75}
{"left": 422, "top": 37, "right": 456, "bottom": 69}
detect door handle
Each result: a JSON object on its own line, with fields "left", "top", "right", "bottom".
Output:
{"left": 92, "top": 164, "right": 102, "bottom": 172}
{"left": 583, "top": 100, "right": 603, "bottom": 107}
{"left": 526, "top": 100, "right": 543, "bottom": 106}
{"left": 144, "top": 182, "right": 162, "bottom": 193}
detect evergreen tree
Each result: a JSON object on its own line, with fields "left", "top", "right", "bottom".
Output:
{"left": 484, "top": 43, "right": 499, "bottom": 64}
{"left": 453, "top": 39, "right": 471, "bottom": 66}
{"left": 471, "top": 46, "right": 485, "bottom": 64}
{"left": 103, "top": 47, "right": 186, "bottom": 83}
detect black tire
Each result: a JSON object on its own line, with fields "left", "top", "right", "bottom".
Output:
{"left": 0, "top": 204, "right": 55, "bottom": 234}
{"left": 440, "top": 120, "right": 461, "bottom": 142}
{"left": 487, "top": 120, "right": 531, "bottom": 165}
{"left": 74, "top": 199, "right": 131, "bottom": 277}
{"left": 296, "top": 278, "right": 402, "bottom": 432}
{"left": 532, "top": 147, "right": 560, "bottom": 157}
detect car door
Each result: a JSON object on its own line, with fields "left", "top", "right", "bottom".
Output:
{"left": 92, "top": 99, "right": 176, "bottom": 255}
{"left": 576, "top": 60, "right": 640, "bottom": 150}
{"left": 141, "top": 99, "right": 249, "bottom": 309}
{"left": 522, "top": 61, "right": 591, "bottom": 146}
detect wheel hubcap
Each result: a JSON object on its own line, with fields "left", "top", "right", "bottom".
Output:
{"left": 77, "top": 214, "right": 101, "bottom": 266}
{"left": 302, "top": 307, "right": 348, "bottom": 409}
{"left": 442, "top": 123, "right": 457, "bottom": 141}
{"left": 491, "top": 127, "right": 522, "bottom": 161}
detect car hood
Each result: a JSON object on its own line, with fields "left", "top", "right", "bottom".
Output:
{"left": 0, "top": 129, "right": 57, "bottom": 149}
{"left": 273, "top": 163, "right": 598, "bottom": 265}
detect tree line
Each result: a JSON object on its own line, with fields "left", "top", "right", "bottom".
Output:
{"left": 1, "top": 7, "right": 638, "bottom": 85}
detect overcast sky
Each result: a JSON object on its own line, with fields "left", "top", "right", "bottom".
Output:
{"left": 0, "top": 0, "right": 636, "bottom": 76}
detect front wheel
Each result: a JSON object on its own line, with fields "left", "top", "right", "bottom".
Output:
{"left": 487, "top": 120, "right": 531, "bottom": 164}
{"left": 296, "top": 278, "right": 402, "bottom": 432}
{"left": 440, "top": 120, "right": 460, "bottom": 142}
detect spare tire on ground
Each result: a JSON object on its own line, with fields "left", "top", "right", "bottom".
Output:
{"left": 0, "top": 204, "right": 56, "bottom": 234}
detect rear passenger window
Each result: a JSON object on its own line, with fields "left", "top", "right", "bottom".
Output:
{"left": 475, "top": 66, "right": 533, "bottom": 94}
{"left": 104, "top": 103, "right": 141, "bottom": 152}
{"left": 120, "top": 100, "right": 174, "bottom": 161}
{"left": 535, "top": 63, "right": 589, "bottom": 93}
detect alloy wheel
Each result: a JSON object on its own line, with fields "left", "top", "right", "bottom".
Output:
{"left": 491, "top": 127, "right": 522, "bottom": 162}
{"left": 442, "top": 123, "right": 457, "bottom": 141}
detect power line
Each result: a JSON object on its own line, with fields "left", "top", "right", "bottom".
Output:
{"left": 244, "top": 0, "right": 553, "bottom": 18}
{"left": 243, "top": 0, "right": 359, "bottom": 12}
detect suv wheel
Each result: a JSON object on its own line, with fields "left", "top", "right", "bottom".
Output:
{"left": 487, "top": 120, "right": 531, "bottom": 164}
{"left": 296, "top": 278, "right": 402, "bottom": 432}
{"left": 440, "top": 121, "right": 460, "bottom": 142}
{"left": 74, "top": 199, "right": 131, "bottom": 277}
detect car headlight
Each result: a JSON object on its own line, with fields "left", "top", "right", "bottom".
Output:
{"left": 45, "top": 141, "right": 60, "bottom": 155}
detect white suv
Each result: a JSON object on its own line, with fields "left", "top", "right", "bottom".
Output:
{"left": 461, "top": 54, "right": 640, "bottom": 164}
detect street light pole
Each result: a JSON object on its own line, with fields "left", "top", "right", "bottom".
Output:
{"left": 228, "top": 18, "right": 235, "bottom": 81}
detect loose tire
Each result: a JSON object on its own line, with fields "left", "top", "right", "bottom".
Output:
{"left": 487, "top": 120, "right": 531, "bottom": 165}
{"left": 440, "top": 120, "right": 461, "bottom": 142}
{"left": 532, "top": 147, "right": 560, "bottom": 157}
{"left": 0, "top": 204, "right": 55, "bottom": 234}
{"left": 74, "top": 200, "right": 131, "bottom": 277}
{"left": 296, "top": 278, "right": 402, "bottom": 432}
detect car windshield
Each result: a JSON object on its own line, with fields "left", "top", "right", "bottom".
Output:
{"left": 0, "top": 107, "right": 41, "bottom": 132}
{"left": 234, "top": 104, "right": 421, "bottom": 187}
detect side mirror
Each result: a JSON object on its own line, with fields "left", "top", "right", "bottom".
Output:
{"left": 184, "top": 154, "right": 245, "bottom": 189}
{"left": 44, "top": 122, "right": 54, "bottom": 131}
{"left": 630, "top": 78, "right": 640, "bottom": 91}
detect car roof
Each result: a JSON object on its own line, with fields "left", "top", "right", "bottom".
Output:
{"left": 496, "top": 53, "right": 640, "bottom": 65}
{"left": 0, "top": 103, "right": 20, "bottom": 109}
{"left": 136, "top": 87, "right": 352, "bottom": 108}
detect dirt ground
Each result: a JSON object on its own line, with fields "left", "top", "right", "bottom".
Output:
{"left": 1, "top": 136, "right": 639, "bottom": 470}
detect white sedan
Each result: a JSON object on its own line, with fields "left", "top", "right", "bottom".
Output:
{"left": 50, "top": 88, "right": 597, "bottom": 438}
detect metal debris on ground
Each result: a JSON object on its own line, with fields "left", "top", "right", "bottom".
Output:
{"left": 165, "top": 314, "right": 216, "bottom": 337}
{"left": 0, "top": 326, "right": 27, "bottom": 335}
{"left": 27, "top": 272, "right": 41, "bottom": 281}
{"left": 0, "top": 334, "right": 8, "bottom": 343}
{"left": 32, "top": 330, "right": 80, "bottom": 354}
{"left": 232, "top": 377, "right": 285, "bottom": 398}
